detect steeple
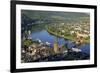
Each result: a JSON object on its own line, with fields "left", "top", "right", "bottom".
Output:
{"left": 53, "top": 24, "right": 59, "bottom": 54}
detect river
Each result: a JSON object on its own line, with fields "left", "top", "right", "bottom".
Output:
{"left": 29, "top": 29, "right": 90, "bottom": 55}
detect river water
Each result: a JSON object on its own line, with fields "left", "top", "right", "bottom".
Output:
{"left": 30, "top": 29, "right": 90, "bottom": 55}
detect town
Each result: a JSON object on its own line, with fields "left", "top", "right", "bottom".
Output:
{"left": 21, "top": 20, "right": 90, "bottom": 63}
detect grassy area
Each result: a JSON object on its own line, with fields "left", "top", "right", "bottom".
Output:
{"left": 84, "top": 37, "right": 90, "bottom": 44}
{"left": 46, "top": 27, "right": 76, "bottom": 41}
{"left": 23, "top": 39, "right": 33, "bottom": 47}
{"left": 46, "top": 27, "right": 90, "bottom": 44}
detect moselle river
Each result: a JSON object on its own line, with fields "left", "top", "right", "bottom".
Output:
{"left": 29, "top": 29, "right": 90, "bottom": 55}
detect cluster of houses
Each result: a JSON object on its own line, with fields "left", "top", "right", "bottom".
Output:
{"left": 21, "top": 41, "right": 52, "bottom": 62}
{"left": 21, "top": 37, "right": 67, "bottom": 62}
{"left": 61, "top": 22, "right": 90, "bottom": 38}
{"left": 53, "top": 22, "right": 90, "bottom": 44}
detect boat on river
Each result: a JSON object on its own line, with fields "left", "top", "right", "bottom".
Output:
{"left": 72, "top": 48, "right": 81, "bottom": 52}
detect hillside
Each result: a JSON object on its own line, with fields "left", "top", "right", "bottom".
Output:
{"left": 21, "top": 10, "right": 90, "bottom": 23}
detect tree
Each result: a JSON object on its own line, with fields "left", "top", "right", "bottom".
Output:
{"left": 23, "top": 39, "right": 33, "bottom": 47}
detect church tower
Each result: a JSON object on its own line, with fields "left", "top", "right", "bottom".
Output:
{"left": 53, "top": 24, "right": 60, "bottom": 54}
{"left": 54, "top": 37, "right": 59, "bottom": 54}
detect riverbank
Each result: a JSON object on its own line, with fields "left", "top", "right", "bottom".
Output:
{"left": 46, "top": 26, "right": 90, "bottom": 44}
